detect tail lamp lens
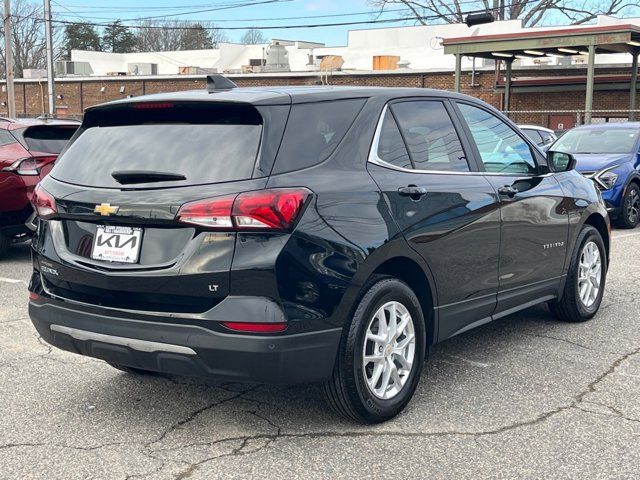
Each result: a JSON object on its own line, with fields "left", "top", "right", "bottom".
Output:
{"left": 175, "top": 196, "right": 234, "bottom": 228}
{"left": 32, "top": 185, "right": 57, "bottom": 219}
{"left": 176, "top": 188, "right": 310, "bottom": 231}
{"left": 1, "top": 155, "right": 57, "bottom": 176}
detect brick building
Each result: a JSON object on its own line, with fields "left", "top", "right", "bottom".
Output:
{"left": 1, "top": 64, "right": 636, "bottom": 128}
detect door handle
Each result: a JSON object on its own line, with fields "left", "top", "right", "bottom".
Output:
{"left": 497, "top": 185, "right": 518, "bottom": 198}
{"left": 398, "top": 185, "right": 428, "bottom": 199}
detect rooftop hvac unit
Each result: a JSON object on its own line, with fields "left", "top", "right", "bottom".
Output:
{"left": 263, "top": 42, "right": 290, "bottom": 73}
{"left": 55, "top": 61, "right": 93, "bottom": 76}
{"left": 179, "top": 66, "right": 218, "bottom": 75}
{"left": 127, "top": 63, "right": 158, "bottom": 75}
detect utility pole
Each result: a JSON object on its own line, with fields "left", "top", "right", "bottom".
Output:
{"left": 3, "top": 0, "right": 15, "bottom": 118}
{"left": 43, "top": 0, "right": 55, "bottom": 117}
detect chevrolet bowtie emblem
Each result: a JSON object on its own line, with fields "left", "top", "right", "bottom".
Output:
{"left": 94, "top": 203, "right": 119, "bottom": 216}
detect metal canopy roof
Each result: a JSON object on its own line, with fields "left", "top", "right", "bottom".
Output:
{"left": 443, "top": 24, "right": 640, "bottom": 123}
{"left": 443, "top": 24, "right": 640, "bottom": 58}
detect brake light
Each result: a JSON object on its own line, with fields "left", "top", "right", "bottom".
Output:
{"left": 221, "top": 321, "right": 287, "bottom": 333}
{"left": 176, "top": 188, "right": 310, "bottom": 231}
{"left": 1, "top": 155, "right": 56, "bottom": 176}
{"left": 32, "top": 184, "right": 57, "bottom": 219}
{"left": 132, "top": 102, "right": 175, "bottom": 110}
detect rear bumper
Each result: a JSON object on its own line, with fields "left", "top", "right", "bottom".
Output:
{"left": 0, "top": 205, "right": 34, "bottom": 238}
{"left": 29, "top": 300, "right": 342, "bottom": 384}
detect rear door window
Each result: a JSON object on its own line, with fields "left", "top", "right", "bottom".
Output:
{"left": 51, "top": 104, "right": 263, "bottom": 188}
{"left": 390, "top": 101, "right": 469, "bottom": 172}
{"left": 272, "top": 99, "right": 365, "bottom": 174}
{"left": 377, "top": 112, "right": 412, "bottom": 169}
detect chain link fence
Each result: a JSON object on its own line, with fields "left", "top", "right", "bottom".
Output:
{"left": 504, "top": 110, "right": 640, "bottom": 132}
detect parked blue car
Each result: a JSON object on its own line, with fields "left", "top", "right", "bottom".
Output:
{"left": 550, "top": 123, "right": 640, "bottom": 228}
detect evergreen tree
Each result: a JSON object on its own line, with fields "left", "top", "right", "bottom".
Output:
{"left": 63, "top": 24, "right": 101, "bottom": 59}
{"left": 102, "top": 21, "right": 136, "bottom": 53}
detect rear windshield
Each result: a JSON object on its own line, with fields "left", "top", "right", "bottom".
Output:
{"left": 15, "top": 125, "right": 78, "bottom": 154}
{"left": 51, "top": 103, "right": 263, "bottom": 188}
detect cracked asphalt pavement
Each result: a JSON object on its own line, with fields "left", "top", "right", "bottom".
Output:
{"left": 2, "top": 230, "right": 640, "bottom": 479}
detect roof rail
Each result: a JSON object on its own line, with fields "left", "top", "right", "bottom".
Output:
{"left": 0, "top": 117, "right": 15, "bottom": 123}
{"left": 206, "top": 74, "right": 238, "bottom": 93}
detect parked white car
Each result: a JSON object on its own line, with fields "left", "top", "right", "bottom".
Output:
{"left": 518, "top": 125, "right": 557, "bottom": 150}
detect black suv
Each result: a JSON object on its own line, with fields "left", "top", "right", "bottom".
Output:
{"left": 29, "top": 80, "right": 609, "bottom": 423}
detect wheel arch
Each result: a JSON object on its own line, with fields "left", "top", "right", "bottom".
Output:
{"left": 372, "top": 257, "right": 437, "bottom": 345}
{"left": 370, "top": 256, "right": 437, "bottom": 347}
{"left": 582, "top": 212, "right": 610, "bottom": 262}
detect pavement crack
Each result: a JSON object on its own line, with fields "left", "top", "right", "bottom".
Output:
{"left": 147, "top": 386, "right": 259, "bottom": 447}
{"left": 0, "top": 441, "right": 131, "bottom": 451}
{"left": 579, "top": 400, "right": 640, "bottom": 425}
{"left": 523, "top": 332, "right": 621, "bottom": 355}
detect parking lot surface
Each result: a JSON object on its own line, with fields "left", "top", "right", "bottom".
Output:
{"left": 1, "top": 230, "right": 640, "bottom": 479}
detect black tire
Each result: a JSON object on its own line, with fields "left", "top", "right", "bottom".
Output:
{"left": 549, "top": 225, "right": 606, "bottom": 322}
{"left": 615, "top": 182, "right": 640, "bottom": 229}
{"left": 0, "top": 235, "right": 9, "bottom": 259}
{"left": 107, "top": 362, "right": 160, "bottom": 376}
{"left": 323, "top": 277, "right": 426, "bottom": 424}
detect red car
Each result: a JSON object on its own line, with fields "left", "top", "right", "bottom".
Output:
{"left": 0, "top": 117, "right": 79, "bottom": 257}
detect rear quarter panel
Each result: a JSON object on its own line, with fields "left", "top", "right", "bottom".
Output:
{"left": 263, "top": 97, "right": 434, "bottom": 328}
{"left": 0, "top": 142, "right": 34, "bottom": 214}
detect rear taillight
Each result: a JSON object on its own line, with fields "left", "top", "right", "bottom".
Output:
{"left": 1, "top": 155, "right": 56, "bottom": 176}
{"left": 31, "top": 184, "right": 57, "bottom": 219}
{"left": 176, "top": 188, "right": 311, "bottom": 231}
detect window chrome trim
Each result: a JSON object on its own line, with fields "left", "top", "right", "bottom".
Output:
{"left": 367, "top": 103, "right": 550, "bottom": 178}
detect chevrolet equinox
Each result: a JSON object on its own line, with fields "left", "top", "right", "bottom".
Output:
{"left": 28, "top": 78, "right": 610, "bottom": 423}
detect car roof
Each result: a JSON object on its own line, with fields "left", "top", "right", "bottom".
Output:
{"left": 0, "top": 117, "right": 80, "bottom": 130}
{"left": 570, "top": 122, "right": 640, "bottom": 131}
{"left": 518, "top": 124, "right": 555, "bottom": 133}
{"left": 86, "top": 85, "right": 481, "bottom": 111}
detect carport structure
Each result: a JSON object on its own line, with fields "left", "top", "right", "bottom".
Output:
{"left": 442, "top": 24, "right": 640, "bottom": 123}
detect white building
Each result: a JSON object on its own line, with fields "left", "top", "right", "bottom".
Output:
{"left": 64, "top": 15, "right": 640, "bottom": 78}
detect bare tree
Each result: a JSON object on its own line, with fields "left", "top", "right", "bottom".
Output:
{"left": 0, "top": 0, "right": 62, "bottom": 77}
{"left": 370, "top": 0, "right": 639, "bottom": 27}
{"left": 135, "top": 20, "right": 184, "bottom": 52}
{"left": 205, "top": 22, "right": 228, "bottom": 47}
{"left": 241, "top": 28, "right": 267, "bottom": 44}
{"left": 135, "top": 20, "right": 227, "bottom": 52}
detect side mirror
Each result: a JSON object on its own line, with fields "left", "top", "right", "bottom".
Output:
{"left": 547, "top": 151, "right": 577, "bottom": 172}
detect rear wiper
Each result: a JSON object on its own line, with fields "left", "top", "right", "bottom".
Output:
{"left": 111, "top": 170, "right": 186, "bottom": 184}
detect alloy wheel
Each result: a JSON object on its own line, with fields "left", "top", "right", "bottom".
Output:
{"left": 362, "top": 301, "right": 416, "bottom": 400}
{"left": 577, "top": 241, "right": 602, "bottom": 308}
{"left": 626, "top": 188, "right": 640, "bottom": 225}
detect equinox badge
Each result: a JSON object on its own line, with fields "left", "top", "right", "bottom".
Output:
{"left": 94, "top": 203, "right": 119, "bottom": 216}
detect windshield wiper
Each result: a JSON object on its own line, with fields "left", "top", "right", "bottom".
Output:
{"left": 111, "top": 170, "right": 187, "bottom": 185}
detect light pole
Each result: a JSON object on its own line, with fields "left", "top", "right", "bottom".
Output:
{"left": 43, "top": 0, "right": 55, "bottom": 117}
{"left": 3, "top": 0, "right": 16, "bottom": 118}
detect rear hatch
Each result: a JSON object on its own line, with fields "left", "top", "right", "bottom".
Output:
{"left": 38, "top": 101, "right": 279, "bottom": 314}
